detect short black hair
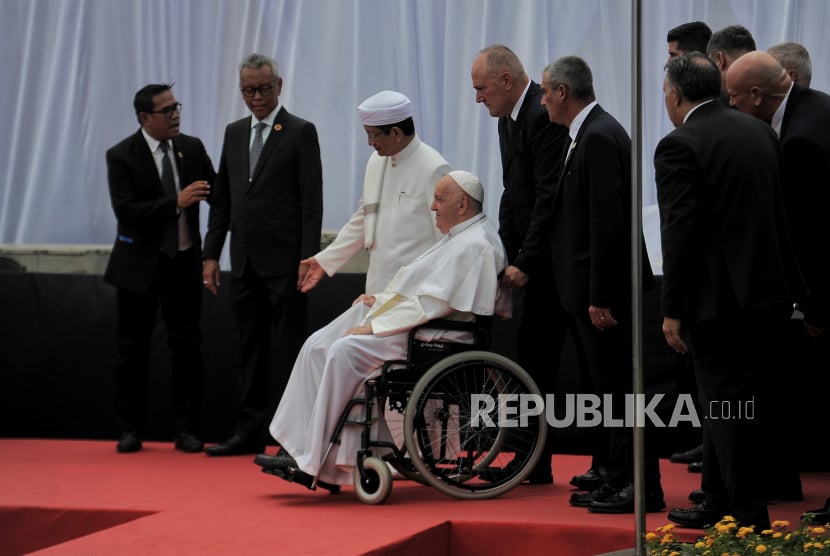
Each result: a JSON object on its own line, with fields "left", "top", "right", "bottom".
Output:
{"left": 374, "top": 116, "right": 415, "bottom": 136}
{"left": 133, "top": 83, "right": 173, "bottom": 125}
{"left": 667, "top": 21, "right": 712, "bottom": 54}
{"left": 707, "top": 24, "right": 756, "bottom": 57}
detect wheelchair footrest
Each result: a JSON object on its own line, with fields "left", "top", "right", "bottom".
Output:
{"left": 261, "top": 466, "right": 341, "bottom": 494}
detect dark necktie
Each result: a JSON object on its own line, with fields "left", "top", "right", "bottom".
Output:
{"left": 249, "top": 122, "right": 266, "bottom": 178}
{"left": 159, "top": 141, "right": 178, "bottom": 257}
{"left": 506, "top": 117, "right": 516, "bottom": 141}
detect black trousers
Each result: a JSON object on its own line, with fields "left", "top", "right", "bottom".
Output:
{"left": 229, "top": 262, "right": 307, "bottom": 444}
{"left": 690, "top": 304, "right": 792, "bottom": 528}
{"left": 115, "top": 247, "right": 203, "bottom": 436}
{"left": 514, "top": 268, "right": 570, "bottom": 476}
{"left": 568, "top": 308, "right": 662, "bottom": 491}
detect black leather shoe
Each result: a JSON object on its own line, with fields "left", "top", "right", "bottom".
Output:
{"left": 804, "top": 498, "right": 830, "bottom": 525}
{"left": 687, "top": 461, "right": 703, "bottom": 473}
{"left": 116, "top": 432, "right": 142, "bottom": 453}
{"left": 569, "top": 468, "right": 603, "bottom": 491}
{"left": 254, "top": 451, "right": 295, "bottom": 471}
{"left": 204, "top": 434, "right": 264, "bottom": 456}
{"left": 569, "top": 482, "right": 618, "bottom": 507}
{"left": 689, "top": 488, "right": 705, "bottom": 503}
{"left": 588, "top": 483, "right": 666, "bottom": 514}
{"left": 670, "top": 444, "right": 703, "bottom": 464}
{"left": 174, "top": 433, "right": 204, "bottom": 453}
{"left": 668, "top": 502, "right": 727, "bottom": 529}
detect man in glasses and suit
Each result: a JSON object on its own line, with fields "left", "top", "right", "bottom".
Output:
{"left": 202, "top": 53, "right": 324, "bottom": 456}
{"left": 105, "top": 83, "right": 214, "bottom": 454}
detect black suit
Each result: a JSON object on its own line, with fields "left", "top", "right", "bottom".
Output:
{"left": 203, "top": 107, "right": 323, "bottom": 444}
{"left": 105, "top": 130, "right": 215, "bottom": 437}
{"left": 780, "top": 83, "right": 830, "bottom": 327}
{"left": 655, "top": 100, "right": 802, "bottom": 527}
{"left": 550, "top": 104, "right": 659, "bottom": 492}
{"left": 498, "top": 81, "right": 570, "bottom": 480}
{"left": 777, "top": 84, "right": 830, "bottom": 476}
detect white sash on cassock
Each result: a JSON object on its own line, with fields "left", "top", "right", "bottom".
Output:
{"left": 362, "top": 155, "right": 388, "bottom": 249}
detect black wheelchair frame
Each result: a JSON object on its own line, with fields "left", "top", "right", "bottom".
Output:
{"left": 320, "top": 317, "right": 547, "bottom": 504}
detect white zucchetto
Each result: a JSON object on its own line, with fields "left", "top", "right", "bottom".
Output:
{"left": 448, "top": 170, "right": 484, "bottom": 203}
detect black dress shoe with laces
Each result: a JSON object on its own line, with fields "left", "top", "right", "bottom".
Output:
{"left": 569, "top": 482, "right": 618, "bottom": 507}
{"left": 588, "top": 483, "right": 666, "bottom": 514}
{"left": 668, "top": 502, "right": 728, "bottom": 529}
{"left": 669, "top": 444, "right": 703, "bottom": 464}
{"left": 205, "top": 434, "right": 264, "bottom": 456}
{"left": 116, "top": 432, "right": 142, "bottom": 453}
{"left": 569, "top": 468, "right": 603, "bottom": 491}
{"left": 174, "top": 433, "right": 204, "bottom": 453}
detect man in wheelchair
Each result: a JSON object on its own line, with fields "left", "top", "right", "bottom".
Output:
{"left": 254, "top": 170, "right": 511, "bottom": 490}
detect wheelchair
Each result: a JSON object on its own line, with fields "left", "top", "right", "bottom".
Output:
{"left": 322, "top": 317, "right": 547, "bottom": 504}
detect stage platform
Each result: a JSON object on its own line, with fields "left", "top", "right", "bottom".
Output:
{"left": 1, "top": 439, "right": 827, "bottom": 555}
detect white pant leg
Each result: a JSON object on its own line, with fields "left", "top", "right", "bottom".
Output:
{"left": 269, "top": 302, "right": 408, "bottom": 485}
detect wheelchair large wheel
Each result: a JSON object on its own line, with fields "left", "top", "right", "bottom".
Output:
{"left": 403, "top": 351, "right": 547, "bottom": 500}
{"left": 353, "top": 456, "right": 392, "bottom": 505}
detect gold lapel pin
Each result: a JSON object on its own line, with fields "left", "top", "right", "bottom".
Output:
{"left": 274, "top": 124, "right": 282, "bottom": 131}
{"left": 177, "top": 151, "right": 184, "bottom": 158}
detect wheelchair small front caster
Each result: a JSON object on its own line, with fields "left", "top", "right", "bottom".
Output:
{"left": 353, "top": 456, "right": 392, "bottom": 504}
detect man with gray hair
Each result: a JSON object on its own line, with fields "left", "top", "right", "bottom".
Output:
{"left": 540, "top": 55, "right": 661, "bottom": 514}
{"left": 470, "top": 44, "right": 570, "bottom": 486}
{"left": 202, "top": 52, "right": 324, "bottom": 456}
{"left": 656, "top": 52, "right": 801, "bottom": 530}
{"left": 768, "top": 41, "right": 812, "bottom": 88}
{"left": 254, "top": 171, "right": 511, "bottom": 489}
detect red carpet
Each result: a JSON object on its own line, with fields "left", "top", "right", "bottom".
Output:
{"left": 1, "top": 439, "right": 827, "bottom": 555}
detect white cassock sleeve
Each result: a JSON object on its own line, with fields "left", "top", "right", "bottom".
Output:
{"left": 368, "top": 294, "right": 451, "bottom": 337}
{"left": 314, "top": 197, "right": 366, "bottom": 277}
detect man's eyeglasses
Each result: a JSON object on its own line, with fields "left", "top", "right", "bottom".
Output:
{"left": 149, "top": 103, "right": 182, "bottom": 118}
{"left": 240, "top": 80, "right": 278, "bottom": 98}
{"left": 366, "top": 129, "right": 388, "bottom": 140}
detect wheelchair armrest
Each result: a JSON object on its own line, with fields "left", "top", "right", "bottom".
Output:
{"left": 407, "top": 316, "right": 492, "bottom": 348}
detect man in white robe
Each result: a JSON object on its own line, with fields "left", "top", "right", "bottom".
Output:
{"left": 299, "top": 90, "right": 452, "bottom": 295}
{"left": 256, "top": 171, "right": 511, "bottom": 487}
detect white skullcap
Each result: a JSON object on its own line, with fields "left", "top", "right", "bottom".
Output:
{"left": 357, "top": 90, "right": 412, "bottom": 126}
{"left": 448, "top": 170, "right": 484, "bottom": 203}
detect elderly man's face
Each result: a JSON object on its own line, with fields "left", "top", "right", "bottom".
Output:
{"left": 431, "top": 176, "right": 465, "bottom": 234}
{"left": 471, "top": 53, "right": 514, "bottom": 118}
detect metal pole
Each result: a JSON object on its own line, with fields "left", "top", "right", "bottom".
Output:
{"left": 630, "top": 0, "right": 646, "bottom": 554}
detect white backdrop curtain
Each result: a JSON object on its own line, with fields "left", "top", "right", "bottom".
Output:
{"left": 1, "top": 0, "right": 828, "bottom": 273}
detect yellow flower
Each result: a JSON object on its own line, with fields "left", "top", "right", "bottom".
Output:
{"left": 755, "top": 545, "right": 767, "bottom": 553}
{"left": 772, "top": 520, "right": 790, "bottom": 529}
{"left": 737, "top": 526, "right": 754, "bottom": 538}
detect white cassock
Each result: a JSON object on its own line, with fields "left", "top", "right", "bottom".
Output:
{"left": 269, "top": 213, "right": 512, "bottom": 485}
{"left": 314, "top": 134, "right": 451, "bottom": 294}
